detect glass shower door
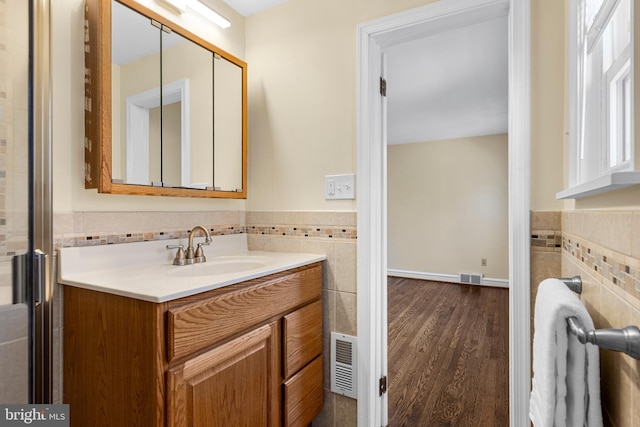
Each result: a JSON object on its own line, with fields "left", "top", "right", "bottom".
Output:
{"left": 0, "top": 0, "right": 52, "bottom": 404}
{"left": 0, "top": 0, "right": 30, "bottom": 404}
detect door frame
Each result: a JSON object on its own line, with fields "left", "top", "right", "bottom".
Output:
{"left": 31, "top": 0, "right": 54, "bottom": 403}
{"left": 356, "top": 0, "right": 531, "bottom": 425}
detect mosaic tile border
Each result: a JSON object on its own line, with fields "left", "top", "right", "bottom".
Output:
{"left": 246, "top": 225, "right": 357, "bottom": 240}
{"left": 531, "top": 230, "right": 562, "bottom": 252}
{"left": 54, "top": 222, "right": 358, "bottom": 250}
{"left": 562, "top": 233, "right": 640, "bottom": 300}
{"left": 55, "top": 225, "right": 247, "bottom": 249}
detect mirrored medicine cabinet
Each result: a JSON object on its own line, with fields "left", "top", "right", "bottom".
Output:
{"left": 84, "top": 0, "right": 247, "bottom": 198}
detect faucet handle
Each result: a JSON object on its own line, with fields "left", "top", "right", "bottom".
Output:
{"left": 194, "top": 243, "right": 207, "bottom": 263}
{"left": 166, "top": 244, "right": 187, "bottom": 266}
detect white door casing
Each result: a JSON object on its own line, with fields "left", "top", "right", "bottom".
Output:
{"left": 356, "top": 0, "right": 531, "bottom": 426}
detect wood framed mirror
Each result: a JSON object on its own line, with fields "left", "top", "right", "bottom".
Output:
{"left": 84, "top": 0, "right": 247, "bottom": 198}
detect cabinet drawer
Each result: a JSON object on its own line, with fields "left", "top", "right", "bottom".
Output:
{"left": 283, "top": 356, "right": 323, "bottom": 427}
{"left": 167, "top": 264, "right": 321, "bottom": 361}
{"left": 283, "top": 300, "right": 322, "bottom": 378}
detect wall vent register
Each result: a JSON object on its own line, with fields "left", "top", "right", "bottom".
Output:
{"left": 459, "top": 272, "right": 483, "bottom": 285}
{"left": 330, "top": 332, "right": 357, "bottom": 399}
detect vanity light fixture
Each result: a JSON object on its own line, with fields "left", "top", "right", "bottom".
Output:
{"left": 163, "top": 0, "right": 187, "bottom": 13}
{"left": 163, "top": 0, "right": 231, "bottom": 29}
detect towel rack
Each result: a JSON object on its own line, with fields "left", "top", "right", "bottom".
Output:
{"left": 559, "top": 275, "right": 582, "bottom": 294}
{"left": 557, "top": 275, "right": 640, "bottom": 360}
{"left": 566, "top": 317, "right": 640, "bottom": 360}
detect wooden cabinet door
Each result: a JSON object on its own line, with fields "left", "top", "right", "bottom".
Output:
{"left": 283, "top": 355, "right": 323, "bottom": 427}
{"left": 167, "top": 322, "right": 280, "bottom": 427}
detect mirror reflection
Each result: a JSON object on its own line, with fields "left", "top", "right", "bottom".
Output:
{"left": 214, "top": 56, "right": 243, "bottom": 190}
{"left": 110, "top": 0, "right": 244, "bottom": 192}
{"left": 111, "top": 0, "right": 161, "bottom": 185}
{"left": 162, "top": 29, "right": 214, "bottom": 188}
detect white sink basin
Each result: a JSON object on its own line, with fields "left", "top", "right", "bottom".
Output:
{"left": 58, "top": 234, "right": 326, "bottom": 302}
{"left": 168, "top": 256, "right": 274, "bottom": 277}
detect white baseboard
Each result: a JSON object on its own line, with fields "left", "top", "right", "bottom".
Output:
{"left": 482, "top": 277, "right": 510, "bottom": 288}
{"left": 387, "top": 269, "right": 510, "bottom": 289}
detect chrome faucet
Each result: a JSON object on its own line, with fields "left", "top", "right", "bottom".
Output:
{"left": 186, "top": 226, "right": 212, "bottom": 264}
{"left": 166, "top": 226, "right": 212, "bottom": 266}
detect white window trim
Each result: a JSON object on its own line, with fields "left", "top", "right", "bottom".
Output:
{"left": 559, "top": 0, "right": 638, "bottom": 199}
{"left": 557, "top": 170, "right": 640, "bottom": 198}
{"left": 606, "top": 54, "right": 631, "bottom": 168}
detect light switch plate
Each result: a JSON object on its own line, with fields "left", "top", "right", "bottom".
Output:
{"left": 325, "top": 174, "right": 355, "bottom": 200}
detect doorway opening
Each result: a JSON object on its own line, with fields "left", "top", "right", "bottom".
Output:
{"left": 384, "top": 11, "right": 509, "bottom": 424}
{"left": 356, "top": 0, "right": 531, "bottom": 425}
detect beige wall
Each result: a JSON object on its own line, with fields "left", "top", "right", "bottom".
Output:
{"left": 245, "top": 0, "right": 444, "bottom": 211}
{"left": 388, "top": 135, "right": 509, "bottom": 280}
{"left": 113, "top": 42, "right": 161, "bottom": 175}
{"left": 245, "top": 0, "right": 568, "bottom": 213}
{"left": 531, "top": 0, "right": 566, "bottom": 211}
{"left": 161, "top": 103, "right": 182, "bottom": 185}
{"left": 149, "top": 106, "right": 162, "bottom": 182}
{"left": 213, "top": 57, "right": 243, "bottom": 191}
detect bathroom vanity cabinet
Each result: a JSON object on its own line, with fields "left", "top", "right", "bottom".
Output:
{"left": 63, "top": 262, "right": 323, "bottom": 427}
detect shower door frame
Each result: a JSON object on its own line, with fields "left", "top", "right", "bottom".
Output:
{"left": 29, "top": 0, "right": 54, "bottom": 403}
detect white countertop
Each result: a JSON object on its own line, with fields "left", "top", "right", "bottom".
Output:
{"left": 58, "top": 234, "right": 325, "bottom": 303}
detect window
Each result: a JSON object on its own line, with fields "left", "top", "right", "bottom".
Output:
{"left": 559, "top": 0, "right": 638, "bottom": 198}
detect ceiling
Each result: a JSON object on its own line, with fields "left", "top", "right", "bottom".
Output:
{"left": 386, "top": 15, "right": 508, "bottom": 145}
{"left": 220, "top": 0, "right": 288, "bottom": 17}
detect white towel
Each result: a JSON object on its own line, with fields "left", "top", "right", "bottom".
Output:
{"left": 529, "top": 278, "right": 603, "bottom": 427}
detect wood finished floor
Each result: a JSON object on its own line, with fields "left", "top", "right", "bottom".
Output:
{"left": 387, "top": 277, "right": 509, "bottom": 427}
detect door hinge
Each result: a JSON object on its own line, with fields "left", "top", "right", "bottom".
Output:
{"left": 379, "top": 375, "right": 387, "bottom": 396}
{"left": 380, "top": 77, "right": 387, "bottom": 97}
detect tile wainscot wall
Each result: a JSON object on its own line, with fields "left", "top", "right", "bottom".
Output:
{"left": 561, "top": 211, "right": 640, "bottom": 427}
{"left": 532, "top": 210, "right": 640, "bottom": 427}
